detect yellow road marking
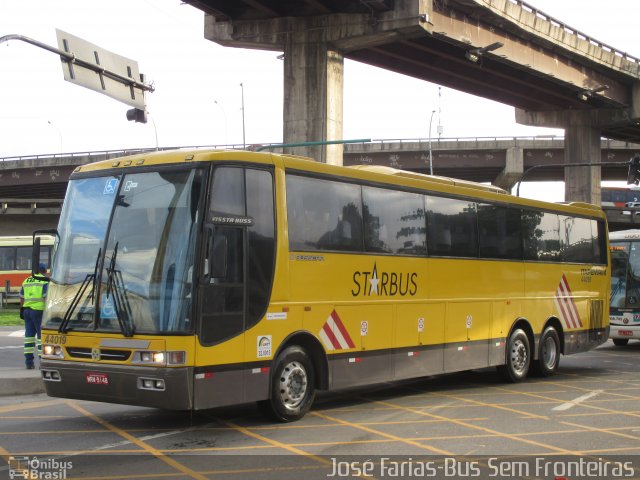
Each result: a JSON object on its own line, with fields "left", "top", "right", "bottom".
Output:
{"left": 0, "top": 399, "right": 65, "bottom": 414}
{"left": 0, "top": 416, "right": 68, "bottom": 420}
{"left": 498, "top": 384, "right": 640, "bottom": 419}
{"left": 218, "top": 419, "right": 363, "bottom": 479}
{"left": 311, "top": 410, "right": 453, "bottom": 455}
{"left": 494, "top": 385, "right": 640, "bottom": 443}
{"left": 431, "top": 391, "right": 548, "bottom": 419}
{"left": 359, "top": 396, "right": 578, "bottom": 455}
{"left": 551, "top": 378, "right": 640, "bottom": 401}
{"left": 219, "top": 418, "right": 332, "bottom": 463}
{"left": 552, "top": 390, "right": 603, "bottom": 411}
{"left": 68, "top": 401, "right": 209, "bottom": 480}
{"left": 250, "top": 416, "right": 489, "bottom": 430}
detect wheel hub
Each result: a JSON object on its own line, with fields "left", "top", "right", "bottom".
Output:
{"left": 511, "top": 339, "right": 528, "bottom": 374}
{"left": 542, "top": 336, "right": 557, "bottom": 368}
{"left": 278, "top": 361, "right": 308, "bottom": 409}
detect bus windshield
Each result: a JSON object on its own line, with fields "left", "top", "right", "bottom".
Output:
{"left": 43, "top": 168, "right": 203, "bottom": 335}
{"left": 611, "top": 240, "right": 640, "bottom": 309}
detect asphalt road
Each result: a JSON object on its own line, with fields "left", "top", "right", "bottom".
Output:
{"left": 2, "top": 340, "right": 640, "bottom": 479}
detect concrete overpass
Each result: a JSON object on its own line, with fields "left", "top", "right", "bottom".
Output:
{"left": 2, "top": 136, "right": 639, "bottom": 234}
{"left": 186, "top": 0, "right": 640, "bottom": 204}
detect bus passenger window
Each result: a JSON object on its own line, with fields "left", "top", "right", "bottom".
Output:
{"left": 0, "top": 247, "right": 13, "bottom": 270}
{"left": 363, "top": 186, "right": 426, "bottom": 255}
{"left": 286, "top": 174, "right": 363, "bottom": 252}
{"left": 523, "top": 211, "right": 561, "bottom": 261}
{"left": 426, "top": 196, "right": 478, "bottom": 258}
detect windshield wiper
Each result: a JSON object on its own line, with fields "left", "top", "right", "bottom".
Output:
{"left": 105, "top": 242, "right": 135, "bottom": 337}
{"left": 58, "top": 248, "right": 101, "bottom": 334}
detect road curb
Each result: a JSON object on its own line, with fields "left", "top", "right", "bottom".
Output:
{"left": 0, "top": 371, "right": 45, "bottom": 396}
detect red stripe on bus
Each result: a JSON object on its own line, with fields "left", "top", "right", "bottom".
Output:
{"left": 322, "top": 322, "right": 342, "bottom": 350}
{"left": 330, "top": 310, "right": 355, "bottom": 348}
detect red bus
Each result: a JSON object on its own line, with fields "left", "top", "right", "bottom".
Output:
{"left": 0, "top": 235, "right": 53, "bottom": 302}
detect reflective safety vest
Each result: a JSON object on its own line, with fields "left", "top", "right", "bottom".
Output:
{"left": 21, "top": 276, "right": 48, "bottom": 310}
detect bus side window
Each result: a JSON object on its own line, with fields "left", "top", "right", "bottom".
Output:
{"left": 0, "top": 247, "right": 13, "bottom": 270}
{"left": 211, "top": 234, "right": 228, "bottom": 279}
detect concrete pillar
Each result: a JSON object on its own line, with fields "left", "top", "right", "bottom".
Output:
{"left": 493, "top": 146, "right": 523, "bottom": 192}
{"left": 516, "top": 108, "right": 603, "bottom": 205}
{"left": 564, "top": 111, "right": 601, "bottom": 205}
{"left": 284, "top": 27, "right": 344, "bottom": 165}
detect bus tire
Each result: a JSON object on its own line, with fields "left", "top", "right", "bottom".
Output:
{"left": 613, "top": 338, "right": 629, "bottom": 347}
{"left": 497, "top": 328, "right": 530, "bottom": 382}
{"left": 532, "top": 326, "right": 560, "bottom": 377}
{"left": 259, "top": 346, "right": 316, "bottom": 422}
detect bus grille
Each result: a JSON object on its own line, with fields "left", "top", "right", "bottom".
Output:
{"left": 66, "top": 347, "right": 131, "bottom": 362}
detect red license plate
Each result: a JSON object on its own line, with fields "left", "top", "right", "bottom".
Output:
{"left": 86, "top": 372, "right": 109, "bottom": 385}
{"left": 619, "top": 330, "right": 633, "bottom": 336}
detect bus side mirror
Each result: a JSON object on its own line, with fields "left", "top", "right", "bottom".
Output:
{"left": 627, "top": 154, "right": 640, "bottom": 185}
{"left": 31, "top": 237, "right": 41, "bottom": 276}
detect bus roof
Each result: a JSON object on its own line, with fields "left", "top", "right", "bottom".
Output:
{"left": 72, "top": 148, "right": 606, "bottom": 219}
{"left": 0, "top": 235, "right": 54, "bottom": 246}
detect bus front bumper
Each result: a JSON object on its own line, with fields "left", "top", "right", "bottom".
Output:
{"left": 40, "top": 359, "right": 194, "bottom": 410}
{"left": 610, "top": 324, "right": 640, "bottom": 340}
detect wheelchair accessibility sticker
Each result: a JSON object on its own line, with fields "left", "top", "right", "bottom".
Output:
{"left": 103, "top": 178, "right": 118, "bottom": 195}
{"left": 100, "top": 293, "right": 117, "bottom": 320}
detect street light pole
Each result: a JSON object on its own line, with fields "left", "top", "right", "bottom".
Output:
{"left": 428, "top": 109, "right": 436, "bottom": 175}
{"left": 148, "top": 114, "right": 159, "bottom": 151}
{"left": 240, "top": 83, "right": 246, "bottom": 149}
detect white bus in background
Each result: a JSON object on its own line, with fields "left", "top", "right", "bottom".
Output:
{"left": 610, "top": 229, "right": 640, "bottom": 345}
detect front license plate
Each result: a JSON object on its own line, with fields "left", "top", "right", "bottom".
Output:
{"left": 86, "top": 372, "right": 109, "bottom": 385}
{"left": 619, "top": 330, "right": 633, "bottom": 337}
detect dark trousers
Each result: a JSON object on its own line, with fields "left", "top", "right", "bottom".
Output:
{"left": 23, "top": 308, "right": 43, "bottom": 366}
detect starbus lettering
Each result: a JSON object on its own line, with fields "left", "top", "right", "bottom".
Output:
{"left": 352, "top": 263, "right": 418, "bottom": 297}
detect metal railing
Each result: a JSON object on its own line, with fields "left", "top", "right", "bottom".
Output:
{"left": 496, "top": 0, "right": 640, "bottom": 67}
{"left": 3, "top": 135, "right": 640, "bottom": 163}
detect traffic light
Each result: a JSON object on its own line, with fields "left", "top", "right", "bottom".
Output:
{"left": 126, "top": 108, "right": 147, "bottom": 123}
{"left": 627, "top": 154, "right": 640, "bottom": 185}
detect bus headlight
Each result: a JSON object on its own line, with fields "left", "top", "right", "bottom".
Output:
{"left": 42, "top": 344, "right": 64, "bottom": 358}
{"left": 132, "top": 350, "right": 186, "bottom": 365}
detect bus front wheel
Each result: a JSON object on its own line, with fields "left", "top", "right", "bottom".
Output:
{"left": 532, "top": 326, "right": 560, "bottom": 377}
{"left": 259, "top": 346, "right": 316, "bottom": 422}
{"left": 498, "top": 328, "right": 530, "bottom": 382}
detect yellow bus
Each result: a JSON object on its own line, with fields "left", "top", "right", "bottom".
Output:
{"left": 0, "top": 235, "right": 53, "bottom": 303}
{"left": 39, "top": 149, "right": 609, "bottom": 421}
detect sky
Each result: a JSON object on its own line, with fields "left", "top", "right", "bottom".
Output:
{"left": 1, "top": 0, "right": 639, "bottom": 200}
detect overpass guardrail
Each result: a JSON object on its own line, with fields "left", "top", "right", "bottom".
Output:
{"left": 3, "top": 135, "right": 640, "bottom": 163}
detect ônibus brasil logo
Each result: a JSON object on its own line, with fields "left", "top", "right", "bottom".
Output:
{"left": 351, "top": 263, "right": 417, "bottom": 297}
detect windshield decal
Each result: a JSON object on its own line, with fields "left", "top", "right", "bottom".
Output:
{"left": 123, "top": 180, "right": 138, "bottom": 191}
{"left": 103, "top": 178, "right": 118, "bottom": 195}
{"left": 100, "top": 293, "right": 117, "bottom": 320}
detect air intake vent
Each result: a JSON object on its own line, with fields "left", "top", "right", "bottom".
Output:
{"left": 66, "top": 347, "right": 131, "bottom": 362}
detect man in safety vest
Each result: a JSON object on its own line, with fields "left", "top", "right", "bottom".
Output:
{"left": 20, "top": 263, "right": 49, "bottom": 369}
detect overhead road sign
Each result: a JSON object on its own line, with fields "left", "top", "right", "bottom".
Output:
{"left": 0, "top": 32, "right": 153, "bottom": 117}
{"left": 55, "top": 29, "right": 151, "bottom": 110}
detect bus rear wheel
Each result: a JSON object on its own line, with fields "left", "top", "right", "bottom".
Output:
{"left": 532, "top": 326, "right": 560, "bottom": 377}
{"left": 497, "top": 328, "right": 530, "bottom": 382}
{"left": 613, "top": 338, "right": 629, "bottom": 347}
{"left": 259, "top": 346, "right": 316, "bottom": 422}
